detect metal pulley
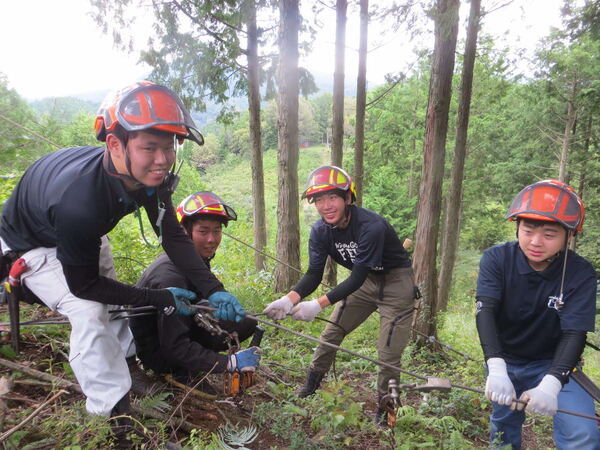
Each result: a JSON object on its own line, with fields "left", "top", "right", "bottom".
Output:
{"left": 380, "top": 379, "right": 401, "bottom": 427}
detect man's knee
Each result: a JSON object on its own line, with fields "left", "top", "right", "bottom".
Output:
{"left": 320, "top": 325, "right": 346, "bottom": 344}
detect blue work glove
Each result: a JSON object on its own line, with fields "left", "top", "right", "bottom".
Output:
{"left": 228, "top": 347, "right": 261, "bottom": 372}
{"left": 207, "top": 291, "right": 246, "bottom": 322}
{"left": 165, "top": 287, "right": 197, "bottom": 316}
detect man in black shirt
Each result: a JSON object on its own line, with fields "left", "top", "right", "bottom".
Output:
{"left": 0, "top": 82, "right": 246, "bottom": 418}
{"left": 263, "top": 166, "right": 416, "bottom": 424}
{"left": 130, "top": 191, "right": 259, "bottom": 392}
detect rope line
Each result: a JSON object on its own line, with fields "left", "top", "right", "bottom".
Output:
{"left": 247, "top": 313, "right": 600, "bottom": 422}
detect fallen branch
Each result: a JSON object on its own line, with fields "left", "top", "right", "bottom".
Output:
{"left": 0, "top": 389, "right": 68, "bottom": 441}
{"left": 0, "top": 358, "right": 81, "bottom": 393}
{"left": 0, "top": 358, "right": 200, "bottom": 433}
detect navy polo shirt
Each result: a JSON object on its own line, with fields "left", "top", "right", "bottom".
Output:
{"left": 477, "top": 241, "right": 596, "bottom": 361}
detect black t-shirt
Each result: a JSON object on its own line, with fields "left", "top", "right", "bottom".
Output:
{"left": 476, "top": 241, "right": 596, "bottom": 361}
{"left": 0, "top": 146, "right": 223, "bottom": 307}
{"left": 293, "top": 205, "right": 411, "bottom": 302}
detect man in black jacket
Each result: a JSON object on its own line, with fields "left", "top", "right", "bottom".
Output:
{"left": 130, "top": 191, "right": 259, "bottom": 393}
{"left": 0, "top": 82, "right": 246, "bottom": 417}
{"left": 263, "top": 166, "right": 415, "bottom": 424}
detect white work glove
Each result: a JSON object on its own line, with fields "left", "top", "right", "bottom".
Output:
{"left": 263, "top": 295, "right": 294, "bottom": 320}
{"left": 290, "top": 299, "right": 322, "bottom": 322}
{"left": 485, "top": 358, "right": 516, "bottom": 406}
{"left": 516, "top": 375, "right": 562, "bottom": 416}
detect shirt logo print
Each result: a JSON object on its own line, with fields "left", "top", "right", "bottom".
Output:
{"left": 335, "top": 241, "right": 358, "bottom": 262}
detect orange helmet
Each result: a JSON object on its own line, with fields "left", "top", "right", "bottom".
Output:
{"left": 176, "top": 191, "right": 237, "bottom": 225}
{"left": 506, "top": 179, "right": 584, "bottom": 232}
{"left": 94, "top": 81, "right": 204, "bottom": 145}
{"left": 301, "top": 166, "right": 357, "bottom": 202}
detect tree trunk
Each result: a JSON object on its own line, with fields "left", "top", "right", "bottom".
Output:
{"left": 354, "top": 0, "right": 368, "bottom": 207}
{"left": 438, "top": 0, "right": 480, "bottom": 312}
{"left": 559, "top": 90, "right": 577, "bottom": 182}
{"left": 412, "top": 0, "right": 459, "bottom": 340}
{"left": 331, "top": 0, "right": 347, "bottom": 167}
{"left": 246, "top": 0, "right": 267, "bottom": 272}
{"left": 324, "top": 0, "right": 348, "bottom": 288}
{"left": 573, "top": 112, "right": 593, "bottom": 251}
{"left": 274, "top": 0, "right": 301, "bottom": 292}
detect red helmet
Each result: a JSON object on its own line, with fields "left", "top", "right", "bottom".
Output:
{"left": 94, "top": 81, "right": 204, "bottom": 145}
{"left": 176, "top": 191, "right": 237, "bottom": 225}
{"left": 301, "top": 166, "right": 357, "bottom": 202}
{"left": 506, "top": 179, "right": 584, "bottom": 232}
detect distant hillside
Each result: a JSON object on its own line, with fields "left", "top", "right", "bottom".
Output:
{"left": 27, "top": 68, "right": 379, "bottom": 124}
{"left": 29, "top": 97, "right": 99, "bottom": 122}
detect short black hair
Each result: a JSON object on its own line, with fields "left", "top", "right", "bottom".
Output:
{"left": 182, "top": 214, "right": 227, "bottom": 234}
{"left": 517, "top": 217, "right": 565, "bottom": 230}
{"left": 108, "top": 124, "right": 178, "bottom": 146}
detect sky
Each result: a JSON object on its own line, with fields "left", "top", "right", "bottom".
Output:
{"left": 0, "top": 0, "right": 564, "bottom": 101}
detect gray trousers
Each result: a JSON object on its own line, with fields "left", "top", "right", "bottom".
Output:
{"left": 310, "top": 266, "right": 416, "bottom": 396}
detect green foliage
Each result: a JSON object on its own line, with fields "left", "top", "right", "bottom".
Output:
{"left": 253, "top": 401, "right": 321, "bottom": 449}
{"left": 308, "top": 381, "right": 367, "bottom": 435}
{"left": 362, "top": 164, "right": 417, "bottom": 240}
{"left": 0, "top": 73, "right": 55, "bottom": 174}
{"left": 135, "top": 392, "right": 173, "bottom": 414}
{"left": 185, "top": 429, "right": 225, "bottom": 449}
{"left": 392, "top": 407, "right": 472, "bottom": 449}
{"left": 460, "top": 201, "right": 513, "bottom": 251}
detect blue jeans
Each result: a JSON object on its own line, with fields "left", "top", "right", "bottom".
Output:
{"left": 489, "top": 359, "right": 600, "bottom": 450}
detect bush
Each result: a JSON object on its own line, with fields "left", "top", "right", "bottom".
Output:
{"left": 461, "top": 201, "right": 513, "bottom": 251}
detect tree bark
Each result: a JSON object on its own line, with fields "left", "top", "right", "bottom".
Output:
{"left": 274, "top": 0, "right": 301, "bottom": 291}
{"left": 324, "top": 0, "right": 348, "bottom": 288}
{"left": 354, "top": 0, "right": 368, "bottom": 207}
{"left": 412, "top": 0, "right": 459, "bottom": 340}
{"left": 438, "top": 0, "right": 480, "bottom": 312}
{"left": 246, "top": 0, "right": 267, "bottom": 272}
{"left": 559, "top": 88, "right": 577, "bottom": 182}
{"left": 331, "top": 0, "right": 347, "bottom": 167}
{"left": 573, "top": 112, "right": 593, "bottom": 251}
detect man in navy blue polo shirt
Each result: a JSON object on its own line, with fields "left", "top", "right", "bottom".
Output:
{"left": 476, "top": 179, "right": 599, "bottom": 449}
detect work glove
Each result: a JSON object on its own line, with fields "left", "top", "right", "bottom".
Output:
{"left": 515, "top": 375, "right": 561, "bottom": 416}
{"left": 165, "top": 287, "right": 197, "bottom": 316}
{"left": 207, "top": 291, "right": 246, "bottom": 322}
{"left": 485, "top": 358, "right": 516, "bottom": 406}
{"left": 263, "top": 295, "right": 294, "bottom": 320}
{"left": 290, "top": 299, "right": 322, "bottom": 322}
{"left": 228, "top": 347, "right": 261, "bottom": 372}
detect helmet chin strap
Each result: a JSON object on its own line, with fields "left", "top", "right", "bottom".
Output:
{"left": 547, "top": 230, "right": 572, "bottom": 311}
{"left": 103, "top": 147, "right": 142, "bottom": 186}
{"left": 329, "top": 204, "right": 352, "bottom": 229}
{"left": 123, "top": 145, "right": 145, "bottom": 187}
